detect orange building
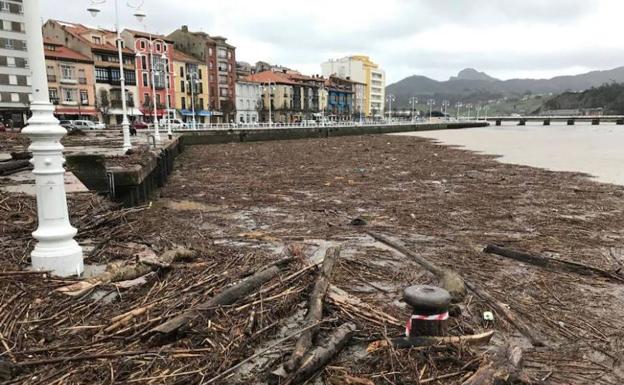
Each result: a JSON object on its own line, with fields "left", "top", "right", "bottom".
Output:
{"left": 44, "top": 40, "right": 97, "bottom": 120}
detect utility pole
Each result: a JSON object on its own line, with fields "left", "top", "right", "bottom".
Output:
{"left": 24, "top": 0, "right": 83, "bottom": 276}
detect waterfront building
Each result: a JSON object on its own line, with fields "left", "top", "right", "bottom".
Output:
{"left": 167, "top": 25, "right": 236, "bottom": 123}
{"left": 325, "top": 75, "right": 355, "bottom": 120}
{"left": 42, "top": 20, "right": 141, "bottom": 125}
{"left": 235, "top": 80, "right": 261, "bottom": 124}
{"left": 285, "top": 72, "right": 324, "bottom": 122}
{"left": 44, "top": 40, "right": 97, "bottom": 120}
{"left": 244, "top": 70, "right": 295, "bottom": 123}
{"left": 121, "top": 29, "right": 175, "bottom": 124}
{"left": 172, "top": 49, "right": 210, "bottom": 124}
{"left": 321, "top": 55, "right": 386, "bottom": 117}
{"left": 0, "top": 0, "right": 29, "bottom": 128}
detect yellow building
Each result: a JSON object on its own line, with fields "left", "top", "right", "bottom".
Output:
{"left": 172, "top": 50, "right": 210, "bottom": 124}
{"left": 321, "top": 55, "right": 386, "bottom": 117}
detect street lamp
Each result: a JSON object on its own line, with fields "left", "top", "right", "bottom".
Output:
{"left": 262, "top": 82, "right": 275, "bottom": 127}
{"left": 476, "top": 105, "right": 482, "bottom": 121}
{"left": 441, "top": 100, "right": 450, "bottom": 120}
{"left": 24, "top": 0, "right": 83, "bottom": 276}
{"left": 186, "top": 71, "right": 199, "bottom": 130}
{"left": 87, "top": 0, "right": 143, "bottom": 152}
{"left": 409, "top": 97, "right": 418, "bottom": 122}
{"left": 135, "top": 32, "right": 169, "bottom": 143}
{"left": 427, "top": 99, "right": 435, "bottom": 123}
{"left": 466, "top": 103, "right": 473, "bottom": 120}
{"left": 455, "top": 102, "right": 463, "bottom": 120}
{"left": 386, "top": 94, "right": 395, "bottom": 122}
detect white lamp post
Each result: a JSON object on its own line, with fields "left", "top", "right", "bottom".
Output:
{"left": 187, "top": 71, "right": 198, "bottom": 130}
{"left": 24, "top": 0, "right": 83, "bottom": 276}
{"left": 409, "top": 96, "right": 418, "bottom": 122}
{"left": 455, "top": 102, "right": 463, "bottom": 120}
{"left": 162, "top": 52, "right": 172, "bottom": 136}
{"left": 386, "top": 94, "right": 395, "bottom": 122}
{"left": 427, "top": 99, "right": 435, "bottom": 123}
{"left": 87, "top": 0, "right": 136, "bottom": 152}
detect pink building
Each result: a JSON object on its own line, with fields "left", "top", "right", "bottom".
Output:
{"left": 121, "top": 30, "right": 175, "bottom": 123}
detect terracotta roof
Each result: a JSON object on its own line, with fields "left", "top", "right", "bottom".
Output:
{"left": 45, "top": 45, "right": 93, "bottom": 63}
{"left": 124, "top": 29, "right": 174, "bottom": 44}
{"left": 50, "top": 20, "right": 134, "bottom": 54}
{"left": 172, "top": 49, "right": 202, "bottom": 64}
{"left": 244, "top": 71, "right": 298, "bottom": 85}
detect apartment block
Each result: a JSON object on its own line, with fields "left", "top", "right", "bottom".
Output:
{"left": 321, "top": 55, "right": 386, "bottom": 117}
{"left": 172, "top": 49, "right": 210, "bottom": 124}
{"left": 0, "top": 0, "right": 28, "bottom": 128}
{"left": 167, "top": 25, "right": 236, "bottom": 123}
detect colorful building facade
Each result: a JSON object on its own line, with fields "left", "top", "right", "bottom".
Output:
{"left": 172, "top": 49, "right": 210, "bottom": 124}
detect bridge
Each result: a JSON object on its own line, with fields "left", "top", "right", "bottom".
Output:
{"left": 483, "top": 116, "right": 624, "bottom": 126}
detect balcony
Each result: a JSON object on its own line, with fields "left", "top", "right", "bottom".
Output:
{"left": 61, "top": 100, "right": 78, "bottom": 106}
{"left": 47, "top": 75, "right": 57, "bottom": 82}
{"left": 60, "top": 77, "right": 77, "bottom": 85}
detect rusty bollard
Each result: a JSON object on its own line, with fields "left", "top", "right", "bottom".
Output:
{"left": 403, "top": 285, "right": 451, "bottom": 337}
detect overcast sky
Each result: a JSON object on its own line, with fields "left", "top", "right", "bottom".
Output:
{"left": 42, "top": 0, "right": 624, "bottom": 84}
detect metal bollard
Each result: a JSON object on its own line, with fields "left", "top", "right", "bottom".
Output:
{"left": 403, "top": 285, "right": 451, "bottom": 337}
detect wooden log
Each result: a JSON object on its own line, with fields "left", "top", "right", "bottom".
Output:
{"left": 462, "top": 343, "right": 528, "bottom": 385}
{"left": 484, "top": 245, "right": 624, "bottom": 283}
{"left": 327, "top": 285, "right": 402, "bottom": 328}
{"left": 368, "top": 231, "right": 466, "bottom": 301}
{"left": 284, "top": 246, "right": 341, "bottom": 373}
{"left": 0, "top": 159, "right": 31, "bottom": 176}
{"left": 465, "top": 281, "right": 545, "bottom": 347}
{"left": 367, "top": 331, "right": 495, "bottom": 351}
{"left": 285, "top": 322, "right": 356, "bottom": 385}
{"left": 149, "top": 258, "right": 295, "bottom": 340}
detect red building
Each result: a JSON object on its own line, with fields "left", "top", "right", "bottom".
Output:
{"left": 121, "top": 30, "right": 175, "bottom": 123}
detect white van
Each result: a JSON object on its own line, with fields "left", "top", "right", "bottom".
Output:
{"left": 159, "top": 118, "right": 188, "bottom": 130}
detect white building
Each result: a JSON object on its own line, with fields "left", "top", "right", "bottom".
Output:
{"left": 235, "top": 80, "right": 261, "bottom": 124}
{"left": 321, "top": 55, "right": 385, "bottom": 117}
{"left": 0, "top": 0, "right": 30, "bottom": 128}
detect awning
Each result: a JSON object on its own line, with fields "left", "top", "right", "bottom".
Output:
{"left": 140, "top": 108, "right": 166, "bottom": 117}
{"left": 179, "top": 109, "right": 213, "bottom": 117}
{"left": 109, "top": 107, "right": 143, "bottom": 116}
{"left": 54, "top": 107, "right": 98, "bottom": 116}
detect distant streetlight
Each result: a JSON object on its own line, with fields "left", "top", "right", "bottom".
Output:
{"left": 455, "top": 102, "right": 463, "bottom": 120}
{"left": 409, "top": 96, "right": 418, "bottom": 122}
{"left": 441, "top": 100, "right": 450, "bottom": 119}
{"left": 87, "top": 0, "right": 144, "bottom": 152}
{"left": 386, "top": 94, "right": 395, "bottom": 121}
{"left": 427, "top": 99, "right": 435, "bottom": 123}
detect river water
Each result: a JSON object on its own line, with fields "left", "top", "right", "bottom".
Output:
{"left": 395, "top": 122, "right": 624, "bottom": 186}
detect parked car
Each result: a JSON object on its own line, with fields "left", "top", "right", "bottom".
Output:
{"left": 159, "top": 118, "right": 188, "bottom": 130}
{"left": 93, "top": 121, "right": 106, "bottom": 129}
{"left": 71, "top": 120, "right": 102, "bottom": 130}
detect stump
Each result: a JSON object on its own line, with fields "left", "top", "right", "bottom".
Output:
{"left": 403, "top": 285, "right": 451, "bottom": 337}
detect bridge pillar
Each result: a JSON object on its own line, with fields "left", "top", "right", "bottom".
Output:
{"left": 617, "top": 119, "right": 624, "bottom": 125}
{"left": 567, "top": 119, "right": 575, "bottom": 126}
{"left": 495, "top": 119, "right": 502, "bottom": 126}
{"left": 518, "top": 119, "right": 526, "bottom": 126}
{"left": 543, "top": 119, "right": 550, "bottom": 126}
{"left": 592, "top": 119, "right": 600, "bottom": 125}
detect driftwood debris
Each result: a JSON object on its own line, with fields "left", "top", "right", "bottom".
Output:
{"left": 367, "top": 331, "right": 495, "bottom": 351}
{"left": 284, "top": 246, "right": 341, "bottom": 372}
{"left": 149, "top": 257, "right": 296, "bottom": 339}
{"left": 327, "top": 285, "right": 402, "bottom": 328}
{"left": 285, "top": 322, "right": 356, "bottom": 385}
{"left": 0, "top": 159, "right": 30, "bottom": 176}
{"left": 367, "top": 231, "right": 466, "bottom": 301}
{"left": 484, "top": 244, "right": 624, "bottom": 282}
{"left": 462, "top": 343, "right": 529, "bottom": 385}
{"left": 465, "top": 281, "right": 545, "bottom": 347}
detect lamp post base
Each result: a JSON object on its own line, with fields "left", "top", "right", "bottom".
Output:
{"left": 31, "top": 240, "right": 84, "bottom": 277}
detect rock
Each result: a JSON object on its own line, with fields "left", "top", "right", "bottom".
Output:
{"left": 350, "top": 217, "right": 368, "bottom": 226}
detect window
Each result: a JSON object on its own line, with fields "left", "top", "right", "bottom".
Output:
{"left": 10, "top": 93, "right": 18, "bottom": 102}
{"left": 227, "top": 51, "right": 231, "bottom": 59}
{"left": 62, "top": 88, "right": 76, "bottom": 102}
{"left": 78, "top": 69, "right": 86, "bottom": 84}
{"left": 8, "top": 74, "right": 16, "bottom": 85}
{"left": 110, "top": 69, "right": 120, "bottom": 82}
{"left": 181, "top": 96, "right": 186, "bottom": 109}
{"left": 208, "top": 47, "right": 213, "bottom": 56}
{"left": 60, "top": 64, "right": 74, "bottom": 80}
{"left": 141, "top": 55, "right": 147, "bottom": 70}
{"left": 198, "top": 69, "right": 202, "bottom": 79}
{"left": 6, "top": 57, "right": 15, "bottom": 67}
{"left": 125, "top": 70, "right": 136, "bottom": 85}
{"left": 156, "top": 94, "right": 161, "bottom": 105}
{"left": 155, "top": 43, "right": 161, "bottom": 52}
{"left": 95, "top": 67, "right": 108, "bottom": 82}
{"left": 5, "top": 39, "right": 12, "bottom": 49}
{"left": 179, "top": 66, "right": 184, "bottom": 78}
{"left": 1, "top": 2, "right": 9, "bottom": 12}
{"left": 94, "top": 54, "right": 103, "bottom": 62}
{"left": 80, "top": 90, "right": 88, "bottom": 105}
{"left": 198, "top": 82, "right": 203, "bottom": 94}
{"left": 180, "top": 80, "right": 185, "bottom": 93}
{"left": 199, "top": 98, "right": 204, "bottom": 109}
{"left": 167, "top": 95, "right": 171, "bottom": 107}
{"left": 142, "top": 72, "right": 148, "bottom": 87}
{"left": 143, "top": 93, "right": 149, "bottom": 104}
{"left": 92, "top": 36, "right": 101, "bottom": 44}
{"left": 209, "top": 62, "right": 213, "bottom": 70}
{"left": 140, "top": 41, "right": 146, "bottom": 49}
{"left": 49, "top": 88, "right": 58, "bottom": 103}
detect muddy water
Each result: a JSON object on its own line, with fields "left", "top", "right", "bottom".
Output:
{"left": 395, "top": 122, "right": 624, "bottom": 186}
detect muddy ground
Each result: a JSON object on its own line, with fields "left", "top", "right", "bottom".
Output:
{"left": 2, "top": 134, "right": 624, "bottom": 384}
